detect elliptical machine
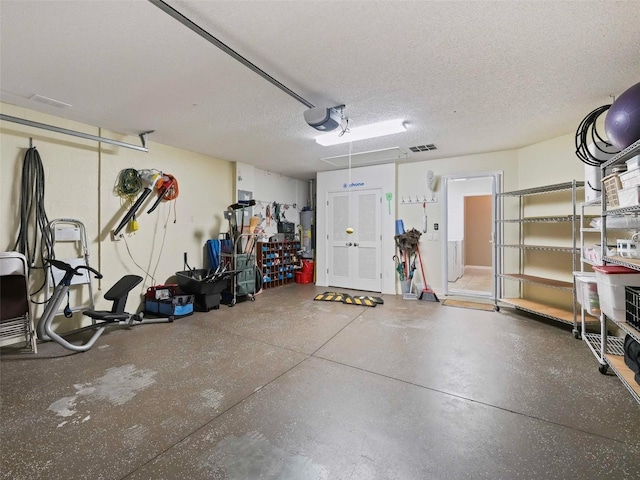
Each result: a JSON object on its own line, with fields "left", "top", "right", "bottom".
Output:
{"left": 36, "top": 259, "right": 166, "bottom": 352}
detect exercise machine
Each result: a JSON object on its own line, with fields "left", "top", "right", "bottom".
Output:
{"left": 37, "top": 259, "right": 169, "bottom": 352}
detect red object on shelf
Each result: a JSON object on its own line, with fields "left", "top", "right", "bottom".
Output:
{"left": 295, "top": 272, "right": 313, "bottom": 284}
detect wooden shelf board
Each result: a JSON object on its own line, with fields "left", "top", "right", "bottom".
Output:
{"left": 499, "top": 274, "right": 572, "bottom": 290}
{"left": 605, "top": 354, "right": 640, "bottom": 402}
{"left": 500, "top": 298, "right": 573, "bottom": 324}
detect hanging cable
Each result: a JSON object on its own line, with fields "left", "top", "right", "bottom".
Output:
{"left": 114, "top": 168, "right": 143, "bottom": 200}
{"left": 14, "top": 146, "right": 53, "bottom": 271}
{"left": 575, "top": 105, "right": 619, "bottom": 166}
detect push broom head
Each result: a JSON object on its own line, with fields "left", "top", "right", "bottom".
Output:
{"left": 419, "top": 285, "right": 439, "bottom": 302}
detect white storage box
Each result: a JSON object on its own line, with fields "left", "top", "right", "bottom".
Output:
{"left": 593, "top": 265, "right": 640, "bottom": 321}
{"left": 616, "top": 185, "right": 640, "bottom": 208}
{"left": 626, "top": 154, "right": 640, "bottom": 170}
{"left": 619, "top": 168, "right": 640, "bottom": 189}
{"left": 575, "top": 272, "right": 600, "bottom": 316}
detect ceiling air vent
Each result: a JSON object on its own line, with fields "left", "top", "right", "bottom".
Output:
{"left": 409, "top": 144, "right": 437, "bottom": 153}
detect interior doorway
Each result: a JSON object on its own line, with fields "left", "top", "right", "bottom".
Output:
{"left": 326, "top": 188, "right": 382, "bottom": 292}
{"left": 442, "top": 173, "right": 501, "bottom": 297}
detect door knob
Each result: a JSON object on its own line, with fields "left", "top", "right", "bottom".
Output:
{"left": 346, "top": 242, "right": 353, "bottom": 246}
{"left": 353, "top": 243, "right": 359, "bottom": 247}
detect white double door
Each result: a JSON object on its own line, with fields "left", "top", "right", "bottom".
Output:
{"left": 327, "top": 188, "right": 382, "bottom": 292}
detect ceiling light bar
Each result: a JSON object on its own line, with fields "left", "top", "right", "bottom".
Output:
{"left": 315, "top": 119, "right": 407, "bottom": 146}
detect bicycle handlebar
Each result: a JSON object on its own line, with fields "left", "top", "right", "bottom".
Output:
{"left": 46, "top": 259, "right": 103, "bottom": 280}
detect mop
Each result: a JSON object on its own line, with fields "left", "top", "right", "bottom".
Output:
{"left": 416, "top": 246, "right": 439, "bottom": 302}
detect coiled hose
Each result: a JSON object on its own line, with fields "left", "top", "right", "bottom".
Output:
{"left": 14, "top": 147, "right": 53, "bottom": 269}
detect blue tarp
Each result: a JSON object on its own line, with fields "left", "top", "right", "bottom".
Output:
{"left": 206, "top": 239, "right": 233, "bottom": 270}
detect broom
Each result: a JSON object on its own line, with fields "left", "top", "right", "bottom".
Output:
{"left": 416, "top": 245, "right": 439, "bottom": 302}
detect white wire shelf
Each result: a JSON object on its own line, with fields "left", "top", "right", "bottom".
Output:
{"left": 497, "top": 244, "right": 577, "bottom": 253}
{"left": 584, "top": 333, "right": 625, "bottom": 358}
{"left": 580, "top": 257, "right": 602, "bottom": 267}
{"left": 601, "top": 138, "right": 640, "bottom": 169}
{"left": 602, "top": 255, "right": 640, "bottom": 272}
{"left": 498, "top": 181, "right": 585, "bottom": 197}
{"left": 603, "top": 205, "right": 640, "bottom": 216}
{"left": 498, "top": 216, "right": 579, "bottom": 223}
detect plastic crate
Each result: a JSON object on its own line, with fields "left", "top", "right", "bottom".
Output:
{"left": 625, "top": 286, "right": 640, "bottom": 329}
{"left": 603, "top": 173, "right": 622, "bottom": 208}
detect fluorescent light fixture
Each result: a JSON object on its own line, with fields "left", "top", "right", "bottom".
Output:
{"left": 315, "top": 119, "right": 406, "bottom": 146}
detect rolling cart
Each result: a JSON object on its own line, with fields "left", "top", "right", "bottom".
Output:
{"left": 221, "top": 233, "right": 258, "bottom": 306}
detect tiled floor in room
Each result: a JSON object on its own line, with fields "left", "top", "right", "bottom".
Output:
{"left": 448, "top": 265, "right": 493, "bottom": 294}
{"left": 2, "top": 284, "right": 640, "bottom": 479}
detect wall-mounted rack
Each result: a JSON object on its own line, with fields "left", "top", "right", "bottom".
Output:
{"left": 0, "top": 114, "right": 152, "bottom": 152}
{"left": 400, "top": 195, "right": 437, "bottom": 204}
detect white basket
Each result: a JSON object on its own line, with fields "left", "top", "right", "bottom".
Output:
{"left": 619, "top": 168, "right": 640, "bottom": 189}
{"left": 602, "top": 173, "right": 622, "bottom": 208}
{"left": 617, "top": 185, "right": 640, "bottom": 208}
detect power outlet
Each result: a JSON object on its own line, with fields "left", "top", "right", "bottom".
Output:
{"left": 110, "top": 230, "right": 123, "bottom": 242}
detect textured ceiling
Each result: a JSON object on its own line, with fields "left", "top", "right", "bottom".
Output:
{"left": 1, "top": 0, "right": 639, "bottom": 179}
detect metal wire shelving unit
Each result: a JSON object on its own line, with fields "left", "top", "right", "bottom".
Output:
{"left": 494, "top": 180, "right": 600, "bottom": 332}
{"left": 595, "top": 138, "right": 640, "bottom": 405}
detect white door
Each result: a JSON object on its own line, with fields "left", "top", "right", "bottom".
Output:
{"left": 327, "top": 189, "right": 382, "bottom": 291}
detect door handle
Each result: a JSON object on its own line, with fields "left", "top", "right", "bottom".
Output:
{"left": 346, "top": 242, "right": 353, "bottom": 247}
{"left": 353, "top": 243, "right": 359, "bottom": 247}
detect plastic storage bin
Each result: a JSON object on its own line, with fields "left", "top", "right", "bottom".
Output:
{"left": 620, "top": 168, "right": 640, "bottom": 189}
{"left": 626, "top": 154, "right": 640, "bottom": 171}
{"left": 617, "top": 185, "right": 640, "bottom": 208}
{"left": 295, "top": 272, "right": 313, "bottom": 284}
{"left": 575, "top": 272, "right": 600, "bottom": 316}
{"left": 593, "top": 265, "right": 640, "bottom": 321}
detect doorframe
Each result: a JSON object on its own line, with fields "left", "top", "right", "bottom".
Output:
{"left": 441, "top": 171, "right": 502, "bottom": 297}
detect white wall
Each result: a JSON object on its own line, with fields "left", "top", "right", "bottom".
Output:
{"left": 2, "top": 104, "right": 280, "bottom": 338}
{"left": 518, "top": 132, "right": 584, "bottom": 188}
{"left": 316, "top": 163, "right": 396, "bottom": 294}
{"left": 236, "top": 162, "right": 310, "bottom": 238}
{"left": 398, "top": 150, "right": 519, "bottom": 293}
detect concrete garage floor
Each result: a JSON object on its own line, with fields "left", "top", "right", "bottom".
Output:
{"left": 1, "top": 284, "right": 640, "bottom": 479}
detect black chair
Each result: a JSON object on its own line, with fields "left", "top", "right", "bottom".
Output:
{"left": 83, "top": 275, "right": 143, "bottom": 324}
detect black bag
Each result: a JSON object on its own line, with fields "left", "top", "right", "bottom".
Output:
{"left": 623, "top": 334, "right": 640, "bottom": 385}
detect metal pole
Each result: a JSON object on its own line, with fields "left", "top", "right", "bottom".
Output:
{"left": 148, "top": 0, "right": 315, "bottom": 110}
{"left": 0, "top": 114, "right": 150, "bottom": 152}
